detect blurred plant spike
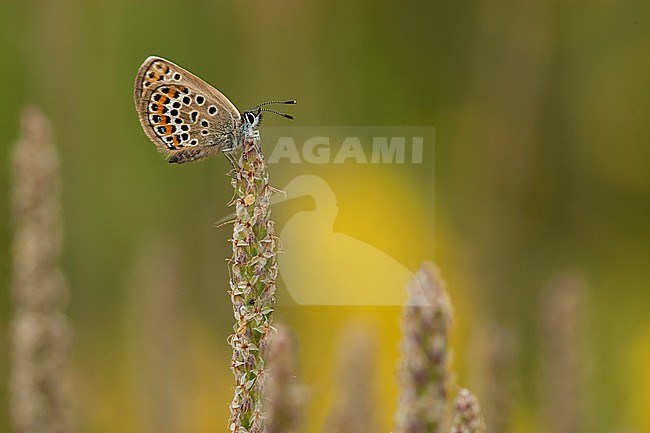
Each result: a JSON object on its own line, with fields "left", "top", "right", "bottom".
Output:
{"left": 227, "top": 133, "right": 279, "bottom": 432}
{"left": 450, "top": 389, "right": 486, "bottom": 433}
{"left": 394, "top": 262, "right": 453, "bottom": 433}
{"left": 265, "top": 325, "right": 306, "bottom": 433}
{"left": 469, "top": 322, "right": 515, "bottom": 433}
{"left": 322, "top": 327, "right": 379, "bottom": 433}
{"left": 130, "top": 241, "right": 189, "bottom": 433}
{"left": 10, "top": 107, "right": 75, "bottom": 433}
{"left": 540, "top": 271, "right": 588, "bottom": 433}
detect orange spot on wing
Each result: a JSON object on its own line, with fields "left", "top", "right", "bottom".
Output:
{"left": 145, "top": 72, "right": 160, "bottom": 84}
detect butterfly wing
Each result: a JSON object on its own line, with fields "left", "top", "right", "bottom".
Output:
{"left": 134, "top": 56, "right": 242, "bottom": 163}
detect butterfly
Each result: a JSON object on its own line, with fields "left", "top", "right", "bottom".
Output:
{"left": 133, "top": 56, "right": 295, "bottom": 164}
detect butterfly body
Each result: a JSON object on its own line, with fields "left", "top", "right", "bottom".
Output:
{"left": 134, "top": 56, "right": 267, "bottom": 164}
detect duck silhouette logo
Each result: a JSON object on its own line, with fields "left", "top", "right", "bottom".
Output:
{"left": 274, "top": 175, "right": 430, "bottom": 306}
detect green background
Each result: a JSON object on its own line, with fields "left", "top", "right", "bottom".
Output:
{"left": 1, "top": 0, "right": 648, "bottom": 432}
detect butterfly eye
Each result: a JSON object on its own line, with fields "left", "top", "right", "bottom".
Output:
{"left": 245, "top": 112, "right": 257, "bottom": 125}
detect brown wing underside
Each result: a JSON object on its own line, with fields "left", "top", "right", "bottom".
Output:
{"left": 133, "top": 56, "right": 242, "bottom": 163}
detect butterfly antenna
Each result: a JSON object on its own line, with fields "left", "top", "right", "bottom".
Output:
{"left": 260, "top": 108, "right": 294, "bottom": 120}
{"left": 253, "top": 100, "right": 297, "bottom": 109}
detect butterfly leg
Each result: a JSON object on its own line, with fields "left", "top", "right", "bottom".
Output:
{"left": 223, "top": 149, "right": 239, "bottom": 168}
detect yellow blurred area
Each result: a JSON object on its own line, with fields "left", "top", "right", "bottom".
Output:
{"left": 275, "top": 168, "right": 432, "bottom": 306}
{"left": 626, "top": 326, "right": 650, "bottom": 431}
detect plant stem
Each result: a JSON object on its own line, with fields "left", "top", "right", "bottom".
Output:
{"left": 227, "top": 134, "right": 279, "bottom": 432}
